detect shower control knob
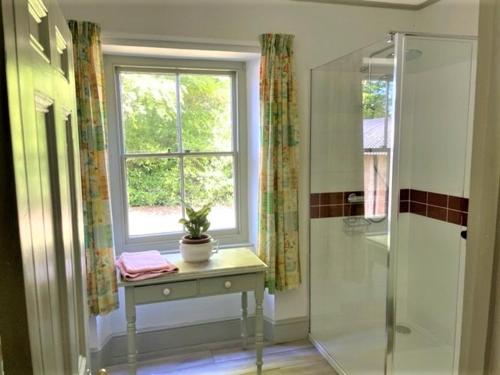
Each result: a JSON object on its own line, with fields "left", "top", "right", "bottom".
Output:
{"left": 224, "top": 281, "right": 232, "bottom": 289}
{"left": 163, "top": 288, "right": 171, "bottom": 296}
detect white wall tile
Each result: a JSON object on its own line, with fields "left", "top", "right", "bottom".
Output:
{"left": 311, "top": 68, "right": 365, "bottom": 193}
{"left": 403, "top": 38, "right": 474, "bottom": 196}
{"left": 406, "top": 215, "right": 462, "bottom": 344}
{"left": 310, "top": 218, "right": 388, "bottom": 372}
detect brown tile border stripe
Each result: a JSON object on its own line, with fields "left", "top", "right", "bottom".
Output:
{"left": 310, "top": 191, "right": 364, "bottom": 219}
{"left": 310, "top": 189, "right": 469, "bottom": 226}
{"left": 399, "top": 188, "right": 469, "bottom": 226}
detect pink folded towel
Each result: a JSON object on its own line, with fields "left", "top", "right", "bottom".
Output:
{"left": 116, "top": 250, "right": 178, "bottom": 281}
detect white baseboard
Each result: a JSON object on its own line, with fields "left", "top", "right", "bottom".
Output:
{"left": 91, "top": 316, "right": 309, "bottom": 371}
{"left": 264, "top": 316, "right": 310, "bottom": 343}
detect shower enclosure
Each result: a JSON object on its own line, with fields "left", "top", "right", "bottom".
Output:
{"left": 309, "top": 32, "right": 476, "bottom": 374}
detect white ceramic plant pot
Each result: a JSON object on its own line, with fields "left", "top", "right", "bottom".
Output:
{"left": 179, "top": 235, "right": 219, "bottom": 263}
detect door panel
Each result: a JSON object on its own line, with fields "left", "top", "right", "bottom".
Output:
{"left": 2, "top": 0, "right": 88, "bottom": 373}
{"left": 35, "top": 101, "right": 66, "bottom": 375}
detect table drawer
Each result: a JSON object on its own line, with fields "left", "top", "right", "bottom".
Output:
{"left": 134, "top": 281, "right": 198, "bottom": 304}
{"left": 199, "top": 273, "right": 257, "bottom": 296}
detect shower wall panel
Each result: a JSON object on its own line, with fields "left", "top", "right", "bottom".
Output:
{"left": 310, "top": 40, "right": 393, "bottom": 375}
{"left": 393, "top": 37, "right": 475, "bottom": 374}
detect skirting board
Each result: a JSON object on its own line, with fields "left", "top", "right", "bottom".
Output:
{"left": 91, "top": 316, "right": 309, "bottom": 371}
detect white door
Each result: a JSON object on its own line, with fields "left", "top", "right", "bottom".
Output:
{"left": 2, "top": 0, "right": 89, "bottom": 373}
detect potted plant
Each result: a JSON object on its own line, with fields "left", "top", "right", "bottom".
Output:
{"left": 179, "top": 203, "right": 218, "bottom": 262}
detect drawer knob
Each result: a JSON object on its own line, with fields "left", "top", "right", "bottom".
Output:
{"left": 224, "top": 281, "right": 232, "bottom": 289}
{"left": 163, "top": 288, "right": 171, "bottom": 296}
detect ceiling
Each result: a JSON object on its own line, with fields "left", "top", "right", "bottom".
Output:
{"left": 59, "top": 0, "right": 438, "bottom": 6}
{"left": 292, "top": 0, "right": 440, "bottom": 10}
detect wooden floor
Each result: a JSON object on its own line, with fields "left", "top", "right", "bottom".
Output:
{"left": 108, "top": 339, "right": 338, "bottom": 375}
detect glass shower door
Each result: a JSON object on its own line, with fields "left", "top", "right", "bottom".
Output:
{"left": 309, "top": 39, "right": 396, "bottom": 374}
{"left": 390, "top": 35, "right": 476, "bottom": 374}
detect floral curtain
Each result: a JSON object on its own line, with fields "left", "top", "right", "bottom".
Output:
{"left": 69, "top": 21, "right": 118, "bottom": 315}
{"left": 258, "top": 33, "right": 301, "bottom": 293}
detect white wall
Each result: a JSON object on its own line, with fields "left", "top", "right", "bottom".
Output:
{"left": 414, "top": 0, "right": 480, "bottom": 36}
{"left": 61, "top": 0, "right": 417, "bottom": 350}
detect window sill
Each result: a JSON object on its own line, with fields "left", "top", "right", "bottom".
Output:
{"left": 157, "top": 242, "right": 255, "bottom": 255}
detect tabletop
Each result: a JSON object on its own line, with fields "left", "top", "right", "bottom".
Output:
{"left": 118, "top": 247, "right": 268, "bottom": 287}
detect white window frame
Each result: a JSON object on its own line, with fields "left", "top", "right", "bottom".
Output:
{"left": 104, "top": 55, "right": 249, "bottom": 253}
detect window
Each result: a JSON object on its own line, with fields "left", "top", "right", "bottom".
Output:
{"left": 106, "top": 57, "right": 248, "bottom": 251}
{"left": 362, "top": 78, "right": 393, "bottom": 219}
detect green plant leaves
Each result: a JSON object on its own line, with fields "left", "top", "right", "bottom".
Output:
{"left": 179, "top": 203, "right": 212, "bottom": 239}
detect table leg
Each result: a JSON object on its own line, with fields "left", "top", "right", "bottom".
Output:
{"left": 241, "top": 291, "right": 248, "bottom": 349}
{"left": 125, "top": 287, "right": 137, "bottom": 375}
{"left": 255, "top": 273, "right": 265, "bottom": 375}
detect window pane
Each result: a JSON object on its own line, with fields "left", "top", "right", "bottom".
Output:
{"left": 362, "top": 78, "right": 392, "bottom": 218}
{"left": 126, "top": 157, "right": 182, "bottom": 236}
{"left": 184, "top": 156, "right": 236, "bottom": 230}
{"left": 180, "top": 74, "right": 233, "bottom": 152}
{"left": 362, "top": 79, "right": 393, "bottom": 148}
{"left": 364, "top": 152, "right": 389, "bottom": 218}
{"left": 119, "top": 71, "right": 178, "bottom": 153}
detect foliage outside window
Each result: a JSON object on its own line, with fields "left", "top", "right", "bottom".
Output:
{"left": 362, "top": 80, "right": 390, "bottom": 120}
{"left": 117, "top": 70, "right": 237, "bottom": 237}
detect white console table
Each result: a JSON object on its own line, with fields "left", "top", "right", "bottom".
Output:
{"left": 118, "top": 247, "right": 268, "bottom": 374}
